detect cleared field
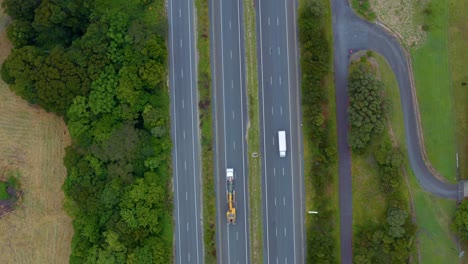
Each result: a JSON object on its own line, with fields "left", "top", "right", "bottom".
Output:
{"left": 374, "top": 54, "right": 459, "bottom": 263}
{"left": 0, "top": 6, "right": 73, "bottom": 263}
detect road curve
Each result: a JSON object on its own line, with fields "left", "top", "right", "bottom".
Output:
{"left": 168, "top": 0, "right": 204, "bottom": 263}
{"left": 331, "top": 0, "right": 458, "bottom": 262}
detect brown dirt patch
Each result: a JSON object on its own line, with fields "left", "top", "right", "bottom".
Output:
{"left": 0, "top": 4, "right": 73, "bottom": 263}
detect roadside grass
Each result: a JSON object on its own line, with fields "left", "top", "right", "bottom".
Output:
{"left": 302, "top": 68, "right": 339, "bottom": 262}
{"left": 194, "top": 0, "right": 216, "bottom": 262}
{"left": 374, "top": 53, "right": 459, "bottom": 263}
{"left": 350, "top": 0, "right": 462, "bottom": 259}
{"left": 351, "top": 150, "right": 387, "bottom": 233}
{"left": 351, "top": 0, "right": 376, "bottom": 21}
{"left": 242, "top": 0, "right": 263, "bottom": 263}
{"left": 409, "top": 172, "right": 458, "bottom": 264}
{"left": 366, "top": 0, "right": 457, "bottom": 183}
{"left": 410, "top": 0, "right": 457, "bottom": 183}
{"left": 300, "top": 0, "right": 339, "bottom": 261}
{"left": 0, "top": 181, "right": 9, "bottom": 200}
{"left": 369, "top": 0, "right": 426, "bottom": 47}
{"left": 447, "top": 0, "right": 468, "bottom": 180}
{"left": 0, "top": 35, "right": 73, "bottom": 263}
{"left": 350, "top": 53, "right": 391, "bottom": 237}
{"left": 323, "top": 1, "right": 340, "bottom": 259}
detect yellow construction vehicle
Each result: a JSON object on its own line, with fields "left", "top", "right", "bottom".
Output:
{"left": 226, "top": 168, "right": 236, "bottom": 224}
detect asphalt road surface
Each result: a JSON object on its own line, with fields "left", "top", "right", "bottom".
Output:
{"left": 256, "top": 0, "right": 305, "bottom": 263}
{"left": 210, "top": 0, "right": 250, "bottom": 263}
{"left": 331, "top": 0, "right": 458, "bottom": 262}
{"left": 168, "top": 0, "right": 203, "bottom": 263}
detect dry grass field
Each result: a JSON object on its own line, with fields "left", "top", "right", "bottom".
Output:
{"left": 370, "top": 0, "right": 427, "bottom": 47}
{"left": 0, "top": 3, "right": 73, "bottom": 263}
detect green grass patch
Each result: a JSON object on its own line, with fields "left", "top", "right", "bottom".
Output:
{"left": 350, "top": 0, "right": 376, "bottom": 21}
{"left": 374, "top": 52, "right": 459, "bottom": 263}
{"left": 242, "top": 0, "right": 262, "bottom": 263}
{"left": 0, "top": 181, "right": 9, "bottom": 200}
{"left": 409, "top": 171, "right": 458, "bottom": 264}
{"left": 410, "top": 0, "right": 457, "bottom": 183}
{"left": 194, "top": 0, "right": 216, "bottom": 262}
{"left": 352, "top": 153, "right": 387, "bottom": 231}
{"left": 447, "top": 0, "right": 468, "bottom": 179}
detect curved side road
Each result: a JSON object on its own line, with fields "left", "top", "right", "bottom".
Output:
{"left": 330, "top": 0, "right": 458, "bottom": 262}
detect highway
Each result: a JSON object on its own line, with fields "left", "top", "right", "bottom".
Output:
{"left": 331, "top": 0, "right": 458, "bottom": 262}
{"left": 168, "top": 0, "right": 204, "bottom": 263}
{"left": 210, "top": 0, "right": 250, "bottom": 263}
{"left": 255, "top": 0, "right": 305, "bottom": 263}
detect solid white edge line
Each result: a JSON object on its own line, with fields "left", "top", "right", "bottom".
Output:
{"left": 219, "top": 1, "right": 232, "bottom": 263}
{"left": 257, "top": 0, "right": 270, "bottom": 263}
{"left": 236, "top": 0, "right": 250, "bottom": 262}
{"left": 169, "top": 0, "right": 183, "bottom": 262}
{"left": 284, "top": 1, "right": 297, "bottom": 263}
{"left": 292, "top": 0, "right": 305, "bottom": 260}
{"left": 187, "top": 1, "right": 201, "bottom": 263}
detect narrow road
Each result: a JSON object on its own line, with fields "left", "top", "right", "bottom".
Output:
{"left": 256, "top": 0, "right": 305, "bottom": 263}
{"left": 331, "top": 0, "right": 458, "bottom": 262}
{"left": 168, "top": 0, "right": 203, "bottom": 263}
{"left": 210, "top": 0, "right": 250, "bottom": 263}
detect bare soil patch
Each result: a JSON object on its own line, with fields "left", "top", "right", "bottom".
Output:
{"left": 0, "top": 4, "right": 73, "bottom": 263}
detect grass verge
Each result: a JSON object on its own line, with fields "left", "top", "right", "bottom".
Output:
{"left": 0, "top": 181, "right": 9, "bottom": 200}
{"left": 358, "top": 0, "right": 458, "bottom": 183}
{"left": 242, "top": 0, "right": 263, "bottom": 263}
{"left": 447, "top": 0, "right": 468, "bottom": 180}
{"left": 299, "top": 0, "right": 339, "bottom": 262}
{"left": 350, "top": 53, "right": 415, "bottom": 262}
{"left": 410, "top": 0, "right": 456, "bottom": 183}
{"left": 375, "top": 52, "right": 459, "bottom": 263}
{"left": 194, "top": 0, "right": 216, "bottom": 262}
{"left": 0, "top": 31, "right": 73, "bottom": 262}
{"left": 351, "top": 0, "right": 376, "bottom": 21}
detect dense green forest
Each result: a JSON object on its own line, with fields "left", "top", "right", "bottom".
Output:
{"left": 1, "top": 0, "right": 172, "bottom": 262}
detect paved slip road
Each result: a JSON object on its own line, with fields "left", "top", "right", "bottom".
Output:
{"left": 331, "top": 0, "right": 458, "bottom": 262}
{"left": 256, "top": 0, "right": 306, "bottom": 263}
{"left": 210, "top": 0, "right": 250, "bottom": 263}
{"left": 168, "top": 0, "right": 204, "bottom": 263}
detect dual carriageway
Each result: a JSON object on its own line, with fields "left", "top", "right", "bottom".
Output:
{"left": 169, "top": 0, "right": 304, "bottom": 263}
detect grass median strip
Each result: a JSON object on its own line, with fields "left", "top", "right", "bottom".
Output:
{"left": 194, "top": 0, "right": 217, "bottom": 262}
{"left": 242, "top": 0, "right": 262, "bottom": 263}
{"left": 298, "top": 0, "right": 339, "bottom": 262}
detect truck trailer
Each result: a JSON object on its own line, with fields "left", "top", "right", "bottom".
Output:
{"left": 226, "top": 168, "right": 236, "bottom": 224}
{"left": 278, "top": 131, "right": 286, "bottom": 157}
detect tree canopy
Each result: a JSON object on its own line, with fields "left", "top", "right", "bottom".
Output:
{"left": 2, "top": 0, "right": 173, "bottom": 262}
{"left": 453, "top": 200, "right": 468, "bottom": 240}
{"left": 347, "top": 67, "right": 386, "bottom": 151}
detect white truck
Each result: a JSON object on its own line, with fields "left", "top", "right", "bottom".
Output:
{"left": 278, "top": 131, "right": 286, "bottom": 157}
